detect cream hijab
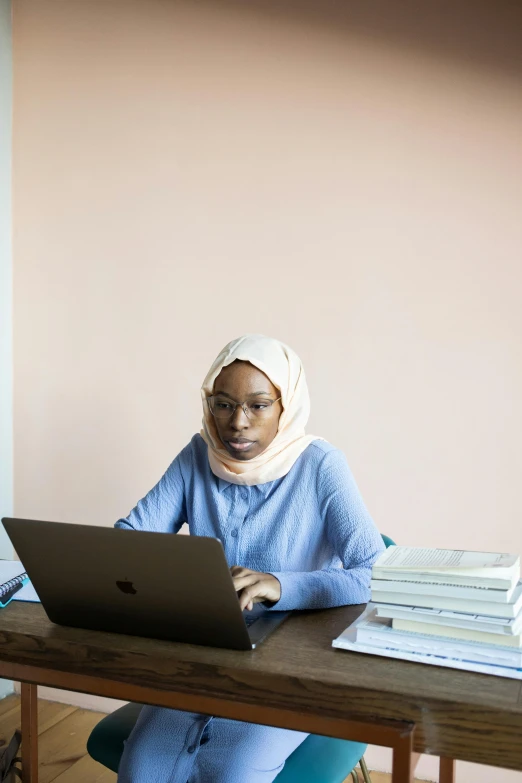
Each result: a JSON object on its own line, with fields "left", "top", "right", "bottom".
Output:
{"left": 200, "top": 334, "right": 321, "bottom": 486}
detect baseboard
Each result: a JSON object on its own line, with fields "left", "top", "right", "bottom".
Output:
{"left": 364, "top": 745, "right": 436, "bottom": 781}
{"left": 364, "top": 745, "right": 522, "bottom": 783}
{"left": 13, "top": 682, "right": 126, "bottom": 713}
{"left": 0, "top": 680, "right": 14, "bottom": 699}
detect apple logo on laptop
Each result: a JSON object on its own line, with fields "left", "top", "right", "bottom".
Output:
{"left": 116, "top": 579, "right": 137, "bottom": 595}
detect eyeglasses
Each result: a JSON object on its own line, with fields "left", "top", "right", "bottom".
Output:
{"left": 207, "top": 395, "right": 282, "bottom": 420}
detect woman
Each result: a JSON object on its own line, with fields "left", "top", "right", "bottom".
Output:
{"left": 116, "top": 334, "right": 384, "bottom": 783}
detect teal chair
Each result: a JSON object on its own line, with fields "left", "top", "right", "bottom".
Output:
{"left": 87, "top": 535, "right": 395, "bottom": 783}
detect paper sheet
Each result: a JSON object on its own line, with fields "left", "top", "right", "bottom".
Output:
{"left": 375, "top": 547, "right": 518, "bottom": 570}
{"left": 0, "top": 560, "right": 26, "bottom": 581}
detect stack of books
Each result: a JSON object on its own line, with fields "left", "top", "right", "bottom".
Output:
{"left": 333, "top": 546, "right": 522, "bottom": 678}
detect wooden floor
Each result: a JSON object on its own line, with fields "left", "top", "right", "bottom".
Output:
{"left": 0, "top": 694, "right": 426, "bottom": 783}
{"left": 0, "top": 695, "right": 115, "bottom": 783}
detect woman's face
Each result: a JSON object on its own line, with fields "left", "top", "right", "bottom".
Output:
{"left": 211, "top": 361, "right": 282, "bottom": 460}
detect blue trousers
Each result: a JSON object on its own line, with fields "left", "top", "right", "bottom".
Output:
{"left": 117, "top": 706, "right": 308, "bottom": 783}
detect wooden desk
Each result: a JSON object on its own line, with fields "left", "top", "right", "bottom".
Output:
{"left": 1, "top": 603, "right": 521, "bottom": 783}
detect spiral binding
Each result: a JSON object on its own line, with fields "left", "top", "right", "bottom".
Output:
{"left": 0, "top": 573, "right": 28, "bottom": 597}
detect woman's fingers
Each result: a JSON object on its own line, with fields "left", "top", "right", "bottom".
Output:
{"left": 230, "top": 567, "right": 281, "bottom": 610}
{"left": 238, "top": 583, "right": 263, "bottom": 611}
{"left": 232, "top": 572, "right": 264, "bottom": 610}
{"left": 231, "top": 572, "right": 259, "bottom": 591}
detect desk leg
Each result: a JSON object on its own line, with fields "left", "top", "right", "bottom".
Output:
{"left": 21, "top": 683, "right": 38, "bottom": 783}
{"left": 391, "top": 735, "right": 417, "bottom": 783}
{"left": 439, "top": 756, "right": 456, "bottom": 783}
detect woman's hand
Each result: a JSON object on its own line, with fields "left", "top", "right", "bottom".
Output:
{"left": 230, "top": 566, "right": 281, "bottom": 611}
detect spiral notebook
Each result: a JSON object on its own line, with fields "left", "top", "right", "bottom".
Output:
{"left": 0, "top": 560, "right": 40, "bottom": 607}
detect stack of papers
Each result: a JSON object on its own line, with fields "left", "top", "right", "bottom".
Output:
{"left": 333, "top": 605, "right": 522, "bottom": 679}
{"left": 333, "top": 546, "right": 522, "bottom": 678}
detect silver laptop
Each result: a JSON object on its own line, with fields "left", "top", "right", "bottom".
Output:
{"left": 1, "top": 517, "right": 289, "bottom": 650}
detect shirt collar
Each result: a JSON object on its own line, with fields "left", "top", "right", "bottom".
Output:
{"left": 217, "top": 477, "right": 273, "bottom": 497}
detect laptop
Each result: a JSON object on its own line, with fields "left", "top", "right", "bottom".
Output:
{"left": 1, "top": 517, "right": 290, "bottom": 650}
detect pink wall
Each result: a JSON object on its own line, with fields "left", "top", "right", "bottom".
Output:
{"left": 12, "top": 1, "right": 522, "bottom": 779}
